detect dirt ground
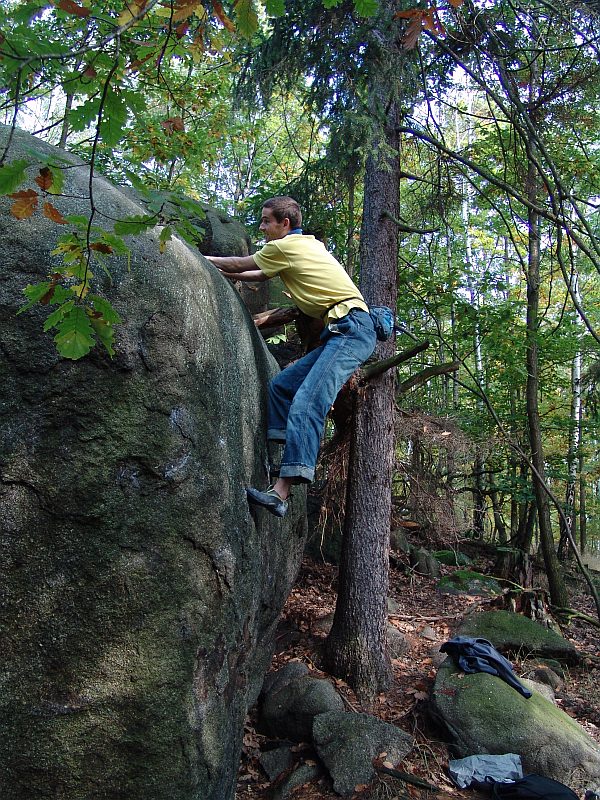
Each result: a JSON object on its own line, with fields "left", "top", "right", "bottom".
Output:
{"left": 235, "top": 541, "right": 600, "bottom": 800}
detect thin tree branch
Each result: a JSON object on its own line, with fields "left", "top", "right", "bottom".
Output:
{"left": 397, "top": 362, "right": 460, "bottom": 395}
{"left": 383, "top": 211, "right": 438, "bottom": 235}
{"left": 360, "top": 341, "right": 430, "bottom": 381}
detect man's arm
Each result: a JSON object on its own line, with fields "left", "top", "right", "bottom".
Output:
{"left": 205, "top": 254, "right": 257, "bottom": 273}
{"left": 219, "top": 269, "right": 269, "bottom": 282}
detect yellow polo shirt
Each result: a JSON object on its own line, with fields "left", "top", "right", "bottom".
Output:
{"left": 253, "top": 234, "right": 368, "bottom": 324}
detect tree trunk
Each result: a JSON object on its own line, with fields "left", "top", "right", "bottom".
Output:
{"left": 559, "top": 283, "right": 582, "bottom": 560}
{"left": 324, "top": 148, "right": 397, "bottom": 698}
{"left": 472, "top": 452, "right": 486, "bottom": 538}
{"left": 525, "top": 163, "right": 569, "bottom": 608}
{"left": 493, "top": 27, "right": 569, "bottom": 607}
{"left": 509, "top": 392, "right": 520, "bottom": 539}
{"left": 324, "top": 24, "right": 406, "bottom": 699}
{"left": 58, "top": 93, "right": 73, "bottom": 149}
{"left": 489, "top": 484, "right": 508, "bottom": 545}
{"left": 458, "top": 88, "right": 486, "bottom": 539}
{"left": 346, "top": 171, "right": 356, "bottom": 276}
{"left": 578, "top": 399, "right": 587, "bottom": 554}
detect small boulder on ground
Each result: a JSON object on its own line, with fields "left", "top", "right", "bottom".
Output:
{"left": 387, "top": 596, "right": 402, "bottom": 615}
{"left": 259, "top": 746, "right": 295, "bottom": 781}
{"left": 387, "top": 624, "right": 409, "bottom": 657}
{"left": 524, "top": 665, "right": 564, "bottom": 691}
{"left": 434, "top": 550, "right": 473, "bottom": 567}
{"left": 312, "top": 711, "right": 413, "bottom": 797}
{"left": 457, "top": 610, "right": 579, "bottom": 664}
{"left": 262, "top": 662, "right": 310, "bottom": 697}
{"left": 271, "top": 763, "right": 324, "bottom": 800}
{"left": 260, "top": 674, "right": 345, "bottom": 741}
{"left": 520, "top": 677, "right": 556, "bottom": 703}
{"left": 438, "top": 570, "right": 502, "bottom": 597}
{"left": 390, "top": 529, "right": 411, "bottom": 553}
{"left": 410, "top": 546, "right": 440, "bottom": 578}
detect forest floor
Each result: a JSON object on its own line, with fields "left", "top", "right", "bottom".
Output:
{"left": 235, "top": 538, "right": 600, "bottom": 800}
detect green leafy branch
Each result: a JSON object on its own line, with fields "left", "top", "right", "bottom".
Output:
{"left": 0, "top": 153, "right": 213, "bottom": 359}
{"left": 15, "top": 218, "right": 126, "bottom": 360}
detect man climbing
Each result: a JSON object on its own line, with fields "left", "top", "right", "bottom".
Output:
{"left": 207, "top": 196, "right": 376, "bottom": 518}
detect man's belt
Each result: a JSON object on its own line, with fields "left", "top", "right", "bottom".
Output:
{"left": 323, "top": 296, "right": 366, "bottom": 320}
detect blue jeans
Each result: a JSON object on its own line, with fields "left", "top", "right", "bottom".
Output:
{"left": 267, "top": 309, "right": 377, "bottom": 482}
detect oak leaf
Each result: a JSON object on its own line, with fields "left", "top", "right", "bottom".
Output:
{"left": 117, "top": 1, "right": 145, "bottom": 25}
{"left": 126, "top": 51, "right": 155, "bottom": 72}
{"left": 161, "top": 116, "right": 185, "bottom": 134}
{"left": 171, "top": 0, "right": 200, "bottom": 23}
{"left": 422, "top": 8, "right": 444, "bottom": 34}
{"left": 57, "top": 0, "right": 92, "bottom": 17}
{"left": 404, "top": 15, "right": 423, "bottom": 49}
{"left": 43, "top": 201, "right": 68, "bottom": 224}
{"left": 395, "top": 7, "right": 443, "bottom": 49}
{"left": 10, "top": 189, "right": 38, "bottom": 219}
{"left": 40, "top": 286, "right": 56, "bottom": 305}
{"left": 213, "top": 0, "right": 235, "bottom": 31}
{"left": 35, "top": 167, "right": 53, "bottom": 191}
{"left": 190, "top": 32, "right": 206, "bottom": 61}
{"left": 89, "top": 242, "right": 113, "bottom": 253}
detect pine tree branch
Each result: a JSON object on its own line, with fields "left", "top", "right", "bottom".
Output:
{"left": 360, "top": 341, "right": 430, "bottom": 381}
{"left": 383, "top": 211, "right": 437, "bottom": 235}
{"left": 397, "top": 362, "right": 460, "bottom": 395}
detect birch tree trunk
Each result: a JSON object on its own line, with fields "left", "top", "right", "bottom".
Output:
{"left": 578, "top": 399, "right": 587, "bottom": 554}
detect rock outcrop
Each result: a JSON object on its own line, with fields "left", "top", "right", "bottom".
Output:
{"left": 0, "top": 125, "right": 306, "bottom": 800}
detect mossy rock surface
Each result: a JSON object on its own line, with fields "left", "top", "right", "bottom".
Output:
{"left": 0, "top": 124, "right": 307, "bottom": 800}
{"left": 437, "top": 570, "right": 501, "bottom": 597}
{"left": 434, "top": 550, "right": 473, "bottom": 567}
{"left": 313, "top": 711, "right": 413, "bottom": 797}
{"left": 458, "top": 610, "right": 578, "bottom": 664}
{"left": 432, "top": 659, "right": 600, "bottom": 794}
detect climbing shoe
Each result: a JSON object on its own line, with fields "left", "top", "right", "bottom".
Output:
{"left": 246, "top": 486, "right": 288, "bottom": 518}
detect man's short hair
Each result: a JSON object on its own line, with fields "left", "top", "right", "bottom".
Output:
{"left": 263, "top": 196, "right": 302, "bottom": 229}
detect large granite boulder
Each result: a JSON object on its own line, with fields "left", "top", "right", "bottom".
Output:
{"left": 160, "top": 197, "right": 268, "bottom": 317}
{"left": 431, "top": 658, "right": 600, "bottom": 795}
{"left": 0, "top": 124, "right": 307, "bottom": 800}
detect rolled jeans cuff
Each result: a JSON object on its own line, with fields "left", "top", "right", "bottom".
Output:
{"left": 279, "top": 464, "right": 314, "bottom": 482}
{"left": 267, "top": 428, "right": 287, "bottom": 443}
